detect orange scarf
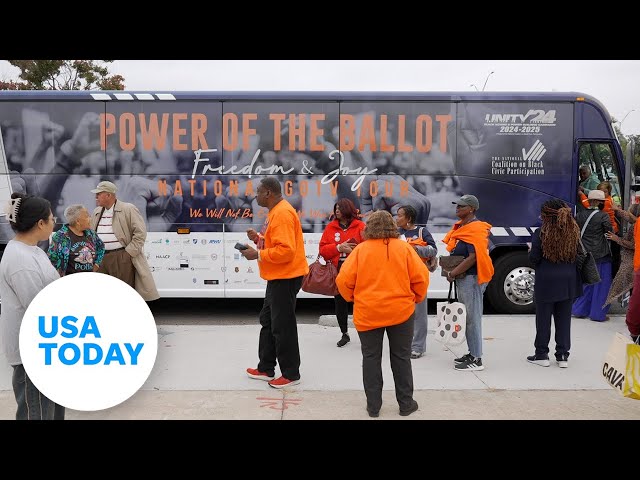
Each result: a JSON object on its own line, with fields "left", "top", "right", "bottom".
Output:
{"left": 442, "top": 220, "right": 494, "bottom": 284}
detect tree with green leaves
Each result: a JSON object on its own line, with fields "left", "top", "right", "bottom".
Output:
{"left": 0, "top": 60, "right": 125, "bottom": 90}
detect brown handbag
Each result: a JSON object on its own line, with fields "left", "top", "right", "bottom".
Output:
{"left": 426, "top": 256, "right": 439, "bottom": 273}
{"left": 301, "top": 255, "right": 339, "bottom": 296}
{"left": 439, "top": 255, "right": 466, "bottom": 278}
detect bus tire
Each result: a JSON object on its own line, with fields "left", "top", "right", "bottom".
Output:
{"left": 486, "top": 251, "right": 535, "bottom": 314}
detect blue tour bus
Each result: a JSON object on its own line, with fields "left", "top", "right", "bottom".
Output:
{"left": 0, "top": 90, "right": 630, "bottom": 314}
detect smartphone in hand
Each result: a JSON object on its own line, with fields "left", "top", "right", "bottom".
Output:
{"left": 234, "top": 242, "right": 248, "bottom": 251}
{"left": 345, "top": 237, "right": 358, "bottom": 244}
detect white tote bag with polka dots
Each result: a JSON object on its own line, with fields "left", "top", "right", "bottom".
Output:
{"left": 435, "top": 282, "right": 467, "bottom": 346}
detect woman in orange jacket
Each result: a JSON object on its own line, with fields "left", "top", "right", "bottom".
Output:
{"left": 336, "top": 210, "right": 428, "bottom": 418}
{"left": 318, "top": 198, "right": 365, "bottom": 348}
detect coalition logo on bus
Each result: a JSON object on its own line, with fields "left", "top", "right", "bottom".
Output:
{"left": 19, "top": 273, "right": 158, "bottom": 411}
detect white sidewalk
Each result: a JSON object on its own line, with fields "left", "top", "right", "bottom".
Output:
{"left": 1, "top": 314, "right": 639, "bottom": 419}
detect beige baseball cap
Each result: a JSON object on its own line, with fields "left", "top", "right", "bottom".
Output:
{"left": 91, "top": 181, "right": 117, "bottom": 194}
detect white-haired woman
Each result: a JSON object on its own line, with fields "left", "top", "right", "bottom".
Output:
{"left": 47, "top": 204, "right": 105, "bottom": 276}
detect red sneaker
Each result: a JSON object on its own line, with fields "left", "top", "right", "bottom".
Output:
{"left": 246, "top": 368, "right": 275, "bottom": 381}
{"left": 268, "top": 376, "right": 300, "bottom": 389}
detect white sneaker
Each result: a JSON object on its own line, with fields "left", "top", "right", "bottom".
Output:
{"left": 526, "top": 354, "right": 550, "bottom": 367}
{"left": 556, "top": 354, "right": 569, "bottom": 368}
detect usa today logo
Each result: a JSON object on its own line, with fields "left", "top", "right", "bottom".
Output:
{"left": 19, "top": 273, "right": 158, "bottom": 411}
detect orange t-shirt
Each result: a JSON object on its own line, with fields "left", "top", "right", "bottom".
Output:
{"left": 256, "top": 200, "right": 309, "bottom": 280}
{"left": 336, "top": 238, "right": 429, "bottom": 332}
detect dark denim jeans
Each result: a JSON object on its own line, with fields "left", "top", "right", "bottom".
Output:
{"left": 12, "top": 364, "right": 65, "bottom": 420}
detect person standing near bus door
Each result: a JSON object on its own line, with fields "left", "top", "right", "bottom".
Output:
{"left": 571, "top": 189, "right": 613, "bottom": 322}
{"left": 395, "top": 205, "right": 437, "bottom": 359}
{"left": 319, "top": 198, "right": 366, "bottom": 348}
{"left": 241, "top": 177, "right": 309, "bottom": 389}
{"left": 90, "top": 181, "right": 159, "bottom": 302}
{"left": 526, "top": 200, "right": 582, "bottom": 368}
{"left": 578, "top": 165, "right": 600, "bottom": 195}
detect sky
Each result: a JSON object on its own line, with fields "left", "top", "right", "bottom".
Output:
{"left": 2, "top": 60, "right": 640, "bottom": 135}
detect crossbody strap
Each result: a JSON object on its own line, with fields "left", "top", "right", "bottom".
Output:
{"left": 577, "top": 237, "right": 588, "bottom": 255}
{"left": 580, "top": 210, "right": 599, "bottom": 238}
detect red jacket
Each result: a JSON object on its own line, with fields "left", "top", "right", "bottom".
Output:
{"left": 319, "top": 218, "right": 366, "bottom": 267}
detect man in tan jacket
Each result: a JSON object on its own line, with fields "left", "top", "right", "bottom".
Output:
{"left": 90, "top": 181, "right": 159, "bottom": 302}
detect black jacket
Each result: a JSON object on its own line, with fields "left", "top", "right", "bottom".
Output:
{"left": 575, "top": 209, "right": 613, "bottom": 262}
{"left": 529, "top": 230, "right": 583, "bottom": 302}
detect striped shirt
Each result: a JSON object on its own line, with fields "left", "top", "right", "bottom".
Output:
{"left": 97, "top": 205, "right": 123, "bottom": 250}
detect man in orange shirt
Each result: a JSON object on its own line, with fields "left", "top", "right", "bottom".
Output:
{"left": 241, "top": 177, "right": 309, "bottom": 389}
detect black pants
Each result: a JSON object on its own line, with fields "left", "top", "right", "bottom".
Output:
{"left": 334, "top": 294, "right": 350, "bottom": 334}
{"left": 357, "top": 314, "right": 415, "bottom": 413}
{"left": 12, "top": 364, "right": 65, "bottom": 420}
{"left": 257, "top": 276, "right": 303, "bottom": 380}
{"left": 534, "top": 299, "right": 572, "bottom": 358}
{"left": 611, "top": 240, "right": 621, "bottom": 278}
{"left": 334, "top": 261, "right": 352, "bottom": 334}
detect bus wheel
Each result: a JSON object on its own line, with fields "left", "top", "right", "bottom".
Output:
{"left": 486, "top": 252, "right": 535, "bottom": 314}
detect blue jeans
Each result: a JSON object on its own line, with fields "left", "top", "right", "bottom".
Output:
{"left": 455, "top": 275, "right": 487, "bottom": 359}
{"left": 12, "top": 364, "right": 65, "bottom": 420}
{"left": 411, "top": 297, "right": 428, "bottom": 354}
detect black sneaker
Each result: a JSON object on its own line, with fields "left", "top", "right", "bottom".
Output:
{"left": 399, "top": 400, "right": 419, "bottom": 417}
{"left": 454, "top": 353, "right": 473, "bottom": 364}
{"left": 337, "top": 333, "right": 350, "bottom": 348}
{"left": 454, "top": 356, "right": 484, "bottom": 371}
{"left": 526, "top": 354, "right": 550, "bottom": 367}
{"left": 555, "top": 353, "right": 569, "bottom": 368}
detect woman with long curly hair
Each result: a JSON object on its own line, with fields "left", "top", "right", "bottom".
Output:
{"left": 336, "top": 210, "right": 428, "bottom": 417}
{"left": 527, "top": 199, "right": 583, "bottom": 368}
